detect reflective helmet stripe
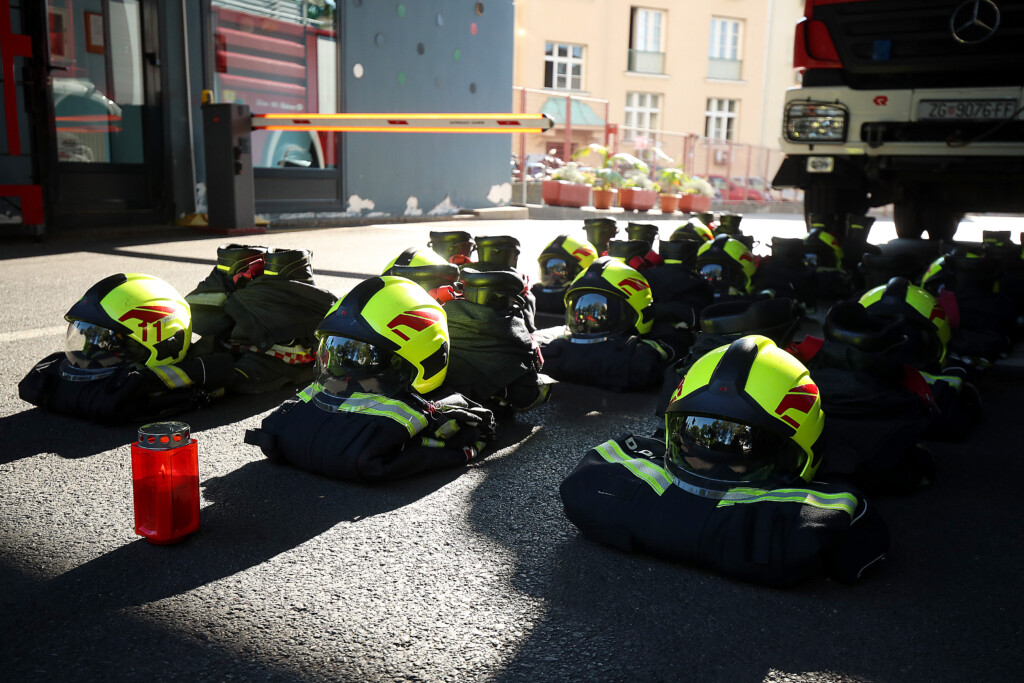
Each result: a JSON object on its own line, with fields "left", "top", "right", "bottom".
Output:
{"left": 149, "top": 364, "right": 193, "bottom": 390}
{"left": 594, "top": 440, "right": 673, "bottom": 496}
{"left": 715, "top": 487, "right": 858, "bottom": 516}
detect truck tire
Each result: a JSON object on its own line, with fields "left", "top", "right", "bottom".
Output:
{"left": 893, "top": 201, "right": 962, "bottom": 241}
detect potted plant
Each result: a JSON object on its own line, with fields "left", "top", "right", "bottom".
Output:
{"left": 678, "top": 174, "right": 715, "bottom": 213}
{"left": 657, "top": 167, "right": 687, "bottom": 214}
{"left": 542, "top": 162, "right": 591, "bottom": 208}
{"left": 590, "top": 167, "right": 623, "bottom": 210}
{"left": 619, "top": 171, "right": 658, "bottom": 212}
{"left": 573, "top": 143, "right": 649, "bottom": 210}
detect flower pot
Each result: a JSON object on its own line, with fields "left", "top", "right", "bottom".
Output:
{"left": 659, "top": 193, "right": 681, "bottom": 214}
{"left": 678, "top": 194, "right": 712, "bottom": 213}
{"left": 592, "top": 188, "right": 617, "bottom": 210}
{"left": 619, "top": 187, "right": 658, "bottom": 212}
{"left": 542, "top": 180, "right": 590, "bottom": 208}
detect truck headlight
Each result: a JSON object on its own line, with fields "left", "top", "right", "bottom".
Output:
{"left": 784, "top": 102, "right": 848, "bottom": 143}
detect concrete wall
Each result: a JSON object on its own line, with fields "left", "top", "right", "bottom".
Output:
{"left": 341, "top": 0, "right": 515, "bottom": 218}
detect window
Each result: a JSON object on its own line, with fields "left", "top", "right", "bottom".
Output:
{"left": 705, "top": 98, "right": 737, "bottom": 141}
{"left": 708, "top": 18, "right": 742, "bottom": 80}
{"left": 624, "top": 92, "right": 661, "bottom": 143}
{"left": 544, "top": 42, "right": 584, "bottom": 90}
{"left": 629, "top": 8, "right": 665, "bottom": 74}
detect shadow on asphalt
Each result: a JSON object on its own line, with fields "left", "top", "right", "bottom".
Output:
{"left": 0, "top": 387, "right": 298, "bottom": 465}
{"left": 464, "top": 368, "right": 1024, "bottom": 681}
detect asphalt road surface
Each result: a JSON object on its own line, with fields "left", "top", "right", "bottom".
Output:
{"left": 2, "top": 214, "right": 1023, "bottom": 682}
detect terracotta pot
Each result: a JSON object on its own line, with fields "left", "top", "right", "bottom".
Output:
{"left": 678, "top": 193, "right": 712, "bottom": 213}
{"left": 592, "top": 188, "right": 617, "bottom": 210}
{"left": 619, "top": 187, "right": 658, "bottom": 212}
{"left": 542, "top": 180, "right": 590, "bottom": 208}
{"left": 659, "top": 193, "right": 681, "bottom": 213}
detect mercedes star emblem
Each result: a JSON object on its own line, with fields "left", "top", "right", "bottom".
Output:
{"left": 950, "top": 0, "right": 1001, "bottom": 45}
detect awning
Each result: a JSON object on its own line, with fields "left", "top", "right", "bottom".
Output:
{"left": 540, "top": 97, "right": 606, "bottom": 127}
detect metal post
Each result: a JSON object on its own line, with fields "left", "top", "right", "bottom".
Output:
{"left": 563, "top": 95, "right": 572, "bottom": 161}
{"left": 203, "top": 102, "right": 255, "bottom": 229}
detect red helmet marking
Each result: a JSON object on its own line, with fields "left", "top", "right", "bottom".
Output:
{"left": 388, "top": 309, "right": 441, "bottom": 341}
{"left": 774, "top": 383, "right": 819, "bottom": 429}
{"left": 738, "top": 252, "right": 755, "bottom": 263}
{"left": 929, "top": 306, "right": 947, "bottom": 322}
{"left": 119, "top": 305, "right": 178, "bottom": 342}
{"left": 118, "top": 305, "right": 176, "bottom": 325}
{"left": 573, "top": 247, "right": 595, "bottom": 258}
{"left": 617, "top": 277, "right": 650, "bottom": 293}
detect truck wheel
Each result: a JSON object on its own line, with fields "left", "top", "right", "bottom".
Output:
{"left": 894, "top": 202, "right": 962, "bottom": 241}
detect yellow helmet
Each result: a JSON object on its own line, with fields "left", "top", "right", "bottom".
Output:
{"left": 803, "top": 228, "right": 844, "bottom": 269}
{"left": 63, "top": 273, "right": 191, "bottom": 379}
{"left": 859, "top": 276, "right": 952, "bottom": 368}
{"left": 315, "top": 276, "right": 449, "bottom": 396}
{"left": 664, "top": 335, "right": 825, "bottom": 496}
{"left": 537, "top": 234, "right": 599, "bottom": 288}
{"left": 670, "top": 218, "right": 714, "bottom": 244}
{"left": 563, "top": 256, "right": 654, "bottom": 339}
{"left": 382, "top": 247, "right": 450, "bottom": 273}
{"left": 696, "top": 233, "right": 757, "bottom": 296}
{"left": 920, "top": 247, "right": 994, "bottom": 295}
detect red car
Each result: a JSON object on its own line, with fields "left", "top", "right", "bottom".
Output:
{"left": 707, "top": 175, "right": 765, "bottom": 202}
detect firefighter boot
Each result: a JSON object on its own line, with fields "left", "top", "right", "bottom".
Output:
{"left": 262, "top": 248, "right": 316, "bottom": 283}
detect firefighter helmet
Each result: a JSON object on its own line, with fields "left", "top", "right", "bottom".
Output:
{"left": 564, "top": 256, "right": 654, "bottom": 339}
{"left": 537, "top": 234, "right": 599, "bottom": 288}
{"left": 664, "top": 335, "right": 824, "bottom": 496}
{"left": 696, "top": 233, "right": 757, "bottom": 296}
{"left": 63, "top": 273, "right": 191, "bottom": 380}
{"left": 383, "top": 247, "right": 450, "bottom": 274}
{"left": 859, "top": 276, "right": 951, "bottom": 368}
{"left": 315, "top": 276, "right": 449, "bottom": 398}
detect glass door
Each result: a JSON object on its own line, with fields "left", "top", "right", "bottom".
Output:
{"left": 45, "top": 0, "right": 164, "bottom": 227}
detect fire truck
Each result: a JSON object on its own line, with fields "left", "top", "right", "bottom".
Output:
{"left": 772, "top": 0, "right": 1024, "bottom": 240}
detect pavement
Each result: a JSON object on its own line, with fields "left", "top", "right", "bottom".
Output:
{"left": 1, "top": 212, "right": 1023, "bottom": 682}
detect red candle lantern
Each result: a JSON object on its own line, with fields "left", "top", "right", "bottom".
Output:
{"left": 131, "top": 422, "right": 200, "bottom": 544}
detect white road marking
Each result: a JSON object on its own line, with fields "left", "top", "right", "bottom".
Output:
{"left": 0, "top": 325, "right": 67, "bottom": 343}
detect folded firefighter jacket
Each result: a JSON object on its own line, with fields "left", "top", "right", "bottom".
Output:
{"left": 245, "top": 384, "right": 495, "bottom": 483}
{"left": 539, "top": 333, "right": 672, "bottom": 392}
{"left": 18, "top": 350, "right": 233, "bottom": 424}
{"left": 792, "top": 336, "right": 936, "bottom": 495}
{"left": 560, "top": 434, "right": 889, "bottom": 588}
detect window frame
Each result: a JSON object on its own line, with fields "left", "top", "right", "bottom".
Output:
{"left": 544, "top": 41, "right": 585, "bottom": 91}
{"left": 624, "top": 91, "right": 662, "bottom": 144}
{"left": 705, "top": 98, "right": 738, "bottom": 141}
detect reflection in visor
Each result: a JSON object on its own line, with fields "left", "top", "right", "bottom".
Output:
{"left": 699, "top": 262, "right": 727, "bottom": 284}
{"left": 540, "top": 257, "right": 570, "bottom": 287}
{"left": 805, "top": 252, "right": 819, "bottom": 268}
{"left": 666, "top": 414, "right": 805, "bottom": 489}
{"left": 316, "top": 335, "right": 388, "bottom": 397}
{"left": 566, "top": 292, "right": 628, "bottom": 338}
{"left": 64, "top": 320, "right": 131, "bottom": 370}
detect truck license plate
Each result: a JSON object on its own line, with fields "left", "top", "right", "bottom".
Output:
{"left": 918, "top": 99, "right": 1018, "bottom": 120}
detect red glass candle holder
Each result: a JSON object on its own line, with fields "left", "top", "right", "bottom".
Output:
{"left": 131, "top": 421, "right": 200, "bottom": 544}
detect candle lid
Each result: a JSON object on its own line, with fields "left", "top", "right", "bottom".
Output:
{"left": 137, "top": 421, "right": 191, "bottom": 450}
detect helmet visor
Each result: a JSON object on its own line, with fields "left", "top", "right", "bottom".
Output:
{"left": 665, "top": 414, "right": 807, "bottom": 490}
{"left": 64, "top": 320, "right": 140, "bottom": 370}
{"left": 540, "top": 257, "right": 571, "bottom": 287}
{"left": 315, "top": 335, "right": 399, "bottom": 398}
{"left": 566, "top": 291, "right": 630, "bottom": 338}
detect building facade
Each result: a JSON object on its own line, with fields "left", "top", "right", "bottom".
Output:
{"left": 512, "top": 0, "right": 803, "bottom": 184}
